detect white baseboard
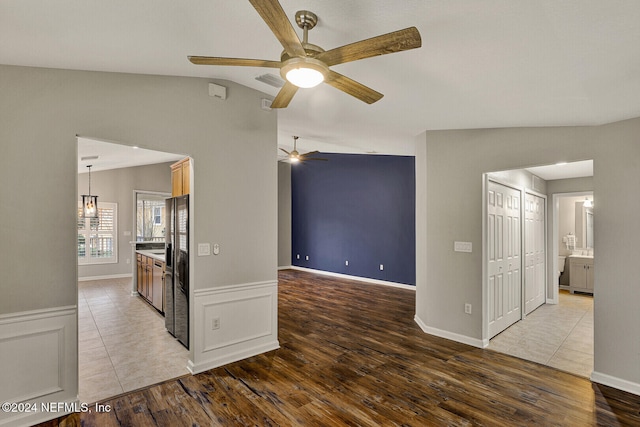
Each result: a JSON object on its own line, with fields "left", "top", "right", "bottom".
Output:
{"left": 591, "top": 371, "right": 640, "bottom": 397}
{"left": 189, "top": 281, "right": 280, "bottom": 374}
{"left": 414, "top": 314, "right": 485, "bottom": 348}
{"left": 188, "top": 341, "right": 280, "bottom": 375}
{"left": 0, "top": 306, "right": 78, "bottom": 427}
{"left": 289, "top": 266, "right": 416, "bottom": 290}
{"left": 277, "top": 265, "right": 292, "bottom": 270}
{"left": 78, "top": 273, "right": 132, "bottom": 282}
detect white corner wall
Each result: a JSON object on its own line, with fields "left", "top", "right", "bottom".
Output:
{"left": 0, "top": 64, "right": 278, "bottom": 426}
{"left": 416, "top": 118, "right": 640, "bottom": 395}
{"left": 278, "top": 162, "right": 292, "bottom": 268}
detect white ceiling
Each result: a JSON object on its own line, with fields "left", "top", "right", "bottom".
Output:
{"left": 77, "top": 137, "right": 184, "bottom": 173}
{"left": 3, "top": 1, "right": 639, "bottom": 163}
{"left": 525, "top": 160, "right": 593, "bottom": 181}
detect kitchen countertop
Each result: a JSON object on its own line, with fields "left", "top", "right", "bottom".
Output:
{"left": 137, "top": 249, "right": 166, "bottom": 262}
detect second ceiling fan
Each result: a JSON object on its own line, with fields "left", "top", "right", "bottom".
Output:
{"left": 189, "top": 0, "right": 422, "bottom": 108}
{"left": 279, "top": 136, "right": 327, "bottom": 163}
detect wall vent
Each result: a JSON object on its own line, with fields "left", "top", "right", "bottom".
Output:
{"left": 261, "top": 99, "right": 273, "bottom": 111}
{"left": 532, "top": 175, "right": 544, "bottom": 192}
{"left": 255, "top": 73, "right": 285, "bottom": 88}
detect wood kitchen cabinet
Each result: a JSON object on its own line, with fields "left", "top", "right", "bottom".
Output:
{"left": 171, "top": 158, "right": 190, "bottom": 197}
{"left": 136, "top": 253, "right": 165, "bottom": 312}
{"left": 569, "top": 257, "right": 594, "bottom": 294}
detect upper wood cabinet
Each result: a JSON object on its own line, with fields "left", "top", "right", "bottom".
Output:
{"left": 171, "top": 157, "right": 191, "bottom": 196}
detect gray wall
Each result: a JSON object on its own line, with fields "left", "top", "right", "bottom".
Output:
{"left": 77, "top": 162, "right": 173, "bottom": 278}
{"left": 488, "top": 168, "right": 547, "bottom": 194}
{"left": 546, "top": 176, "right": 594, "bottom": 195}
{"left": 416, "top": 118, "right": 640, "bottom": 387}
{"left": 557, "top": 195, "right": 585, "bottom": 254}
{"left": 0, "top": 63, "right": 277, "bottom": 311}
{"left": 278, "top": 162, "right": 292, "bottom": 267}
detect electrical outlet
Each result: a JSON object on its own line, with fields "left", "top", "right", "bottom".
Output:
{"left": 464, "top": 303, "right": 472, "bottom": 315}
{"left": 345, "top": 260, "right": 349, "bottom": 266}
{"left": 454, "top": 241, "right": 473, "bottom": 253}
{"left": 296, "top": 254, "right": 300, "bottom": 259}
{"left": 380, "top": 264, "right": 384, "bottom": 271}
{"left": 212, "top": 317, "right": 220, "bottom": 330}
{"left": 306, "top": 255, "right": 309, "bottom": 261}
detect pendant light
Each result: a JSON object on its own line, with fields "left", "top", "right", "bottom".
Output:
{"left": 81, "top": 165, "right": 98, "bottom": 218}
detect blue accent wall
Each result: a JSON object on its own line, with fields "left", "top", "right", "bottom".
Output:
{"left": 291, "top": 153, "right": 415, "bottom": 285}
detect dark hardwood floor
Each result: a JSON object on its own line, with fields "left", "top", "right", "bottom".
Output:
{"left": 39, "top": 269, "right": 640, "bottom": 426}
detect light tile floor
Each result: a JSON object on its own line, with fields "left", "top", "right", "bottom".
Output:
{"left": 488, "top": 290, "right": 593, "bottom": 378}
{"left": 78, "top": 278, "right": 189, "bottom": 404}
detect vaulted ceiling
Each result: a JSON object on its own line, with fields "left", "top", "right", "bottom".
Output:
{"left": 2, "top": 1, "right": 640, "bottom": 156}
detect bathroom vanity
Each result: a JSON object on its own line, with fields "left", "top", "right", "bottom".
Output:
{"left": 568, "top": 255, "right": 594, "bottom": 294}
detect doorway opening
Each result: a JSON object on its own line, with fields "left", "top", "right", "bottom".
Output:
{"left": 483, "top": 160, "right": 594, "bottom": 378}
{"left": 76, "top": 136, "right": 191, "bottom": 403}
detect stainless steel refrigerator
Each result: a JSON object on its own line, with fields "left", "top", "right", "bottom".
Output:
{"left": 165, "top": 194, "right": 189, "bottom": 349}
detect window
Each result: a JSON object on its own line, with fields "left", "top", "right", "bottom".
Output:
{"left": 136, "top": 192, "right": 169, "bottom": 242}
{"left": 78, "top": 202, "right": 118, "bottom": 265}
{"left": 153, "top": 206, "right": 163, "bottom": 225}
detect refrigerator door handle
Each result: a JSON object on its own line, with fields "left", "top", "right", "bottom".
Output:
{"left": 166, "top": 243, "right": 172, "bottom": 268}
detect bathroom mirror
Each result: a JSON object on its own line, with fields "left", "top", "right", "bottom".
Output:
{"left": 575, "top": 201, "right": 594, "bottom": 249}
{"left": 585, "top": 208, "right": 594, "bottom": 248}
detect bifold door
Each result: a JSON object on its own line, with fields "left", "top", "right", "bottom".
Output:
{"left": 487, "top": 181, "right": 522, "bottom": 338}
{"left": 524, "top": 193, "right": 546, "bottom": 314}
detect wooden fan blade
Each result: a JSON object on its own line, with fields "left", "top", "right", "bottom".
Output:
{"left": 316, "top": 27, "right": 422, "bottom": 67}
{"left": 325, "top": 71, "right": 383, "bottom": 104}
{"left": 279, "top": 147, "right": 291, "bottom": 155}
{"left": 300, "top": 150, "right": 319, "bottom": 157}
{"left": 249, "top": 0, "right": 306, "bottom": 58}
{"left": 188, "top": 56, "right": 281, "bottom": 68}
{"left": 271, "top": 82, "right": 299, "bottom": 108}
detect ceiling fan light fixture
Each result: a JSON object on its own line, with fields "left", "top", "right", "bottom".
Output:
{"left": 289, "top": 148, "right": 301, "bottom": 163}
{"left": 286, "top": 68, "right": 324, "bottom": 88}
{"left": 281, "top": 57, "right": 328, "bottom": 88}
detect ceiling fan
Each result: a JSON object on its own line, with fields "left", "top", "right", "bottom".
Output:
{"left": 188, "top": 0, "right": 422, "bottom": 108}
{"left": 279, "top": 136, "right": 327, "bottom": 163}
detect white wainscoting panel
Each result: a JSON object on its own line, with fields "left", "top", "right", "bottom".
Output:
{"left": 0, "top": 306, "right": 78, "bottom": 427}
{"left": 189, "top": 281, "right": 279, "bottom": 374}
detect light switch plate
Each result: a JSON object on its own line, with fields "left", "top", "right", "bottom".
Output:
{"left": 454, "top": 241, "right": 472, "bottom": 253}
{"left": 198, "top": 243, "right": 211, "bottom": 256}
